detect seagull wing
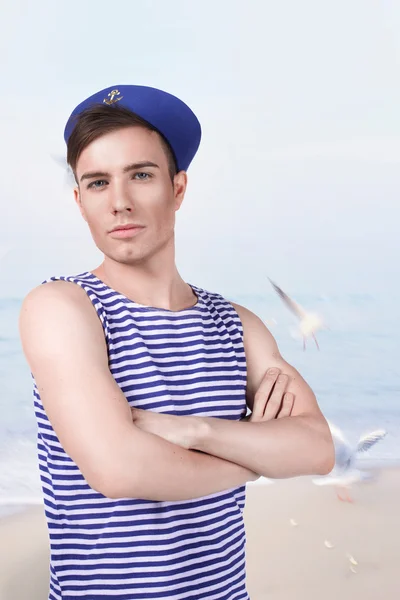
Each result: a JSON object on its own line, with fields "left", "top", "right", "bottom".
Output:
{"left": 268, "top": 278, "right": 306, "bottom": 319}
{"left": 312, "top": 476, "right": 336, "bottom": 486}
{"left": 312, "top": 470, "right": 365, "bottom": 486}
{"left": 328, "top": 422, "right": 354, "bottom": 469}
{"left": 357, "top": 430, "right": 387, "bottom": 454}
{"left": 50, "top": 154, "right": 76, "bottom": 187}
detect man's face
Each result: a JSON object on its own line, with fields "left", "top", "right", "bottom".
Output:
{"left": 74, "top": 126, "right": 187, "bottom": 265}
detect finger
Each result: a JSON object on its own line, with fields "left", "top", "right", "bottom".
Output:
{"left": 263, "top": 374, "right": 289, "bottom": 420}
{"left": 251, "top": 368, "right": 281, "bottom": 420}
{"left": 277, "top": 392, "right": 294, "bottom": 418}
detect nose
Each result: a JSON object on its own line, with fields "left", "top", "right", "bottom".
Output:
{"left": 109, "top": 180, "right": 134, "bottom": 214}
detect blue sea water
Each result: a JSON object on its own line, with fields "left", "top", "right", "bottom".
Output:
{"left": 0, "top": 289, "right": 399, "bottom": 516}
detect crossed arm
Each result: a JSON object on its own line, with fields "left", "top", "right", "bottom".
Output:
{"left": 131, "top": 303, "right": 334, "bottom": 479}
{"left": 199, "top": 302, "right": 334, "bottom": 477}
{"left": 19, "top": 282, "right": 334, "bottom": 503}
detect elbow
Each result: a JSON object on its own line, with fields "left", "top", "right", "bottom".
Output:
{"left": 92, "top": 464, "right": 142, "bottom": 499}
{"left": 82, "top": 425, "right": 144, "bottom": 499}
{"left": 315, "top": 441, "right": 335, "bottom": 475}
{"left": 83, "top": 468, "right": 116, "bottom": 498}
{"left": 90, "top": 474, "right": 118, "bottom": 499}
{"left": 89, "top": 471, "right": 130, "bottom": 500}
{"left": 299, "top": 414, "right": 335, "bottom": 476}
{"left": 313, "top": 422, "right": 335, "bottom": 476}
{"left": 84, "top": 460, "right": 137, "bottom": 500}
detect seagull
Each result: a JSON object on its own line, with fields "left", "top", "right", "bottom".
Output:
{"left": 312, "top": 422, "right": 387, "bottom": 502}
{"left": 268, "top": 278, "right": 326, "bottom": 350}
{"left": 50, "top": 153, "right": 76, "bottom": 188}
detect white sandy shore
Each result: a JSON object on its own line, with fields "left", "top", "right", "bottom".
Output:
{"left": 1, "top": 469, "right": 399, "bottom": 599}
{"left": 245, "top": 468, "right": 400, "bottom": 600}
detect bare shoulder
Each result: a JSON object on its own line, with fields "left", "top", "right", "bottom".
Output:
{"left": 20, "top": 279, "right": 94, "bottom": 315}
{"left": 19, "top": 280, "right": 108, "bottom": 369}
{"left": 230, "top": 301, "right": 279, "bottom": 355}
{"left": 230, "top": 301, "right": 270, "bottom": 329}
{"left": 19, "top": 280, "right": 102, "bottom": 332}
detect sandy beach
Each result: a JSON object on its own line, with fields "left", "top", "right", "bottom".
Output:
{"left": 0, "top": 469, "right": 399, "bottom": 600}
{"left": 245, "top": 469, "right": 400, "bottom": 600}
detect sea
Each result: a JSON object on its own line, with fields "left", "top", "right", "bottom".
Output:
{"left": 0, "top": 287, "right": 399, "bottom": 517}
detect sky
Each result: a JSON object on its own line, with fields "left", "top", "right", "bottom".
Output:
{"left": 0, "top": 0, "right": 399, "bottom": 298}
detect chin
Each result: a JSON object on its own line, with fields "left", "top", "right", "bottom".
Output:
{"left": 94, "top": 231, "right": 171, "bottom": 265}
{"left": 111, "top": 248, "right": 149, "bottom": 265}
{"left": 103, "top": 242, "right": 156, "bottom": 265}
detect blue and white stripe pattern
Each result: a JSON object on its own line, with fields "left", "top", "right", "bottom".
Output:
{"left": 33, "top": 271, "right": 249, "bottom": 600}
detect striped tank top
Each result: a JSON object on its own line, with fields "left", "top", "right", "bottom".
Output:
{"left": 33, "top": 271, "right": 250, "bottom": 600}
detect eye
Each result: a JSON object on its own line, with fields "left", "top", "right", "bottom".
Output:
{"left": 87, "top": 179, "right": 107, "bottom": 190}
{"left": 133, "top": 172, "right": 151, "bottom": 180}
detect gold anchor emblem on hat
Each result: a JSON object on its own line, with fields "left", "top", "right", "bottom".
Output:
{"left": 103, "top": 89, "right": 123, "bottom": 105}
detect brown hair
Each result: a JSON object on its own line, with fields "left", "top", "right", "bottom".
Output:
{"left": 66, "top": 104, "right": 178, "bottom": 183}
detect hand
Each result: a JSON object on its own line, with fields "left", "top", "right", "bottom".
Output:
{"left": 130, "top": 407, "right": 201, "bottom": 450}
{"left": 245, "top": 368, "right": 294, "bottom": 422}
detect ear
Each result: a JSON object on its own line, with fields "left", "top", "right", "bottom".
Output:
{"left": 73, "top": 186, "right": 88, "bottom": 223}
{"left": 173, "top": 171, "right": 188, "bottom": 211}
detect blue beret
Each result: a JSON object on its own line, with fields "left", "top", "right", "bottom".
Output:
{"left": 64, "top": 85, "right": 202, "bottom": 172}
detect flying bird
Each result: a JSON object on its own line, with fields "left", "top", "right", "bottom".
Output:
{"left": 268, "top": 278, "right": 325, "bottom": 350}
{"left": 312, "top": 422, "right": 387, "bottom": 502}
{"left": 51, "top": 154, "right": 76, "bottom": 188}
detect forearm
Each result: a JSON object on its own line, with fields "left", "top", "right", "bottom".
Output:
{"left": 192, "top": 415, "right": 335, "bottom": 479}
{"left": 100, "top": 423, "right": 259, "bottom": 501}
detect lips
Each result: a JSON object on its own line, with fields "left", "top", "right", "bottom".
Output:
{"left": 108, "top": 225, "right": 145, "bottom": 239}
{"left": 110, "top": 224, "right": 143, "bottom": 233}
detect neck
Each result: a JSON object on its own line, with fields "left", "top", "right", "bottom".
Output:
{"left": 91, "top": 253, "right": 196, "bottom": 312}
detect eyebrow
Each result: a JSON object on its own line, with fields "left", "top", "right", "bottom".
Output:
{"left": 80, "top": 161, "right": 159, "bottom": 182}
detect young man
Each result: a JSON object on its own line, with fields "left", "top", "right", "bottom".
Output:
{"left": 19, "top": 85, "right": 334, "bottom": 600}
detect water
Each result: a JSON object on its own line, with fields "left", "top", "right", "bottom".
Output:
{"left": 0, "top": 290, "right": 399, "bottom": 517}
